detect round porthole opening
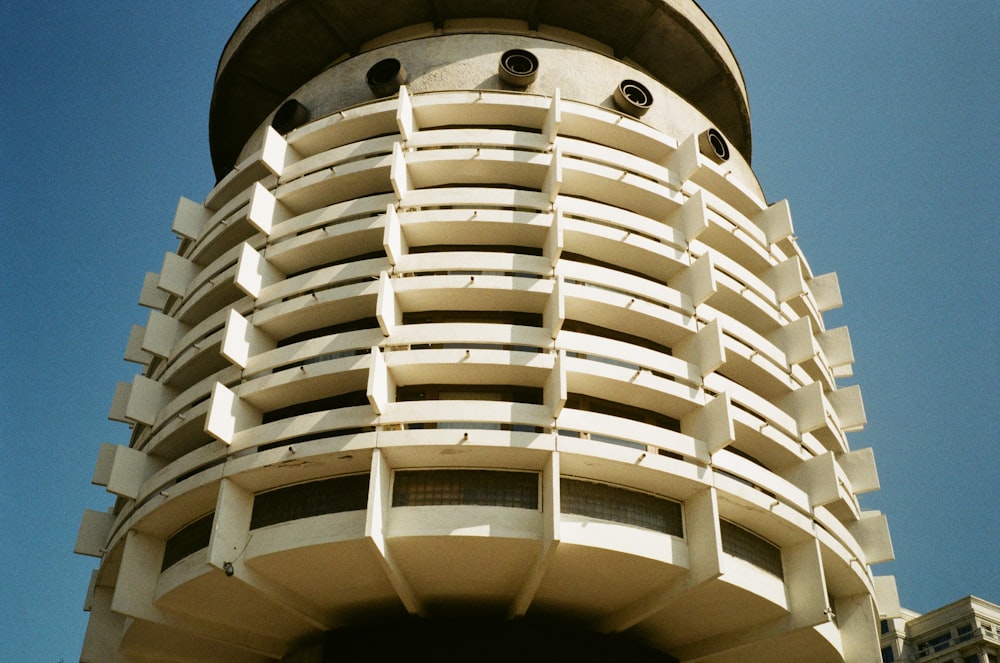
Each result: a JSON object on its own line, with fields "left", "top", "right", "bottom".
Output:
{"left": 366, "top": 58, "right": 407, "bottom": 97}
{"left": 499, "top": 49, "right": 539, "bottom": 87}
{"left": 699, "top": 128, "right": 730, "bottom": 163}
{"left": 613, "top": 79, "right": 653, "bottom": 117}
{"left": 271, "top": 99, "right": 309, "bottom": 134}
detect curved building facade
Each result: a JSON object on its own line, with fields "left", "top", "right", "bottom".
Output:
{"left": 76, "top": 2, "right": 898, "bottom": 661}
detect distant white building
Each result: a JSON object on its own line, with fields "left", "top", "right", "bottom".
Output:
{"left": 76, "top": 1, "right": 898, "bottom": 661}
{"left": 881, "top": 597, "right": 1000, "bottom": 663}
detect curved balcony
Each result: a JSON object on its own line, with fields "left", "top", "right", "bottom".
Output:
{"left": 251, "top": 281, "right": 381, "bottom": 342}
{"left": 156, "top": 327, "right": 229, "bottom": 392}
{"left": 398, "top": 207, "right": 552, "bottom": 252}
{"left": 559, "top": 212, "right": 689, "bottom": 285}
{"left": 244, "top": 327, "right": 383, "bottom": 380}
{"left": 84, "top": 33, "right": 889, "bottom": 662}
{"left": 168, "top": 305, "right": 249, "bottom": 377}
{"left": 137, "top": 400, "right": 213, "bottom": 459}
{"left": 561, "top": 279, "right": 694, "bottom": 351}
{"left": 231, "top": 404, "right": 378, "bottom": 455}
{"left": 266, "top": 200, "right": 391, "bottom": 276}
{"left": 392, "top": 272, "right": 552, "bottom": 318}
{"left": 188, "top": 188, "right": 260, "bottom": 267}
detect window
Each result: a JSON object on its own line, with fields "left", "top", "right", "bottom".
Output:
{"left": 392, "top": 470, "right": 539, "bottom": 509}
{"left": 919, "top": 633, "right": 952, "bottom": 653}
{"left": 964, "top": 655, "right": 980, "bottom": 663}
{"left": 250, "top": 474, "right": 370, "bottom": 529}
{"left": 719, "top": 520, "right": 783, "bottom": 578}
{"left": 880, "top": 619, "right": 891, "bottom": 634}
{"left": 561, "top": 478, "right": 682, "bottom": 536}
{"left": 161, "top": 513, "right": 213, "bottom": 572}
{"left": 880, "top": 645, "right": 894, "bottom": 662}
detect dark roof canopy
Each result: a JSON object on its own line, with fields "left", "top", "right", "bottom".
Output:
{"left": 209, "top": 0, "right": 751, "bottom": 177}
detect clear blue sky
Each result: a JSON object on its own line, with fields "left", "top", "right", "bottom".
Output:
{"left": 1, "top": 2, "right": 997, "bottom": 660}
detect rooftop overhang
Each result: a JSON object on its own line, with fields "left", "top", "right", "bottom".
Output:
{"left": 209, "top": 0, "right": 751, "bottom": 178}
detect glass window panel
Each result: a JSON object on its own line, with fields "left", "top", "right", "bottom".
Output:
{"left": 161, "top": 513, "right": 214, "bottom": 572}
{"left": 561, "top": 478, "right": 682, "bottom": 536}
{"left": 719, "top": 520, "right": 783, "bottom": 578}
{"left": 250, "top": 474, "right": 370, "bottom": 529}
{"left": 392, "top": 470, "right": 539, "bottom": 509}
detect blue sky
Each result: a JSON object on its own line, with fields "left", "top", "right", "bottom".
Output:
{"left": 1, "top": 2, "right": 997, "bottom": 660}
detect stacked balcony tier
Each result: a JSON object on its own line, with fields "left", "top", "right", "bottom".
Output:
{"left": 78, "top": 87, "right": 893, "bottom": 663}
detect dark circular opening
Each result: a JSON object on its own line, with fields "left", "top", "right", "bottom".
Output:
{"left": 613, "top": 80, "right": 653, "bottom": 117}
{"left": 367, "top": 58, "right": 402, "bottom": 87}
{"left": 621, "top": 82, "right": 651, "bottom": 108}
{"left": 499, "top": 49, "right": 539, "bottom": 86}
{"left": 707, "top": 128, "right": 729, "bottom": 160}
{"left": 504, "top": 53, "right": 534, "bottom": 75}
{"left": 271, "top": 99, "right": 309, "bottom": 134}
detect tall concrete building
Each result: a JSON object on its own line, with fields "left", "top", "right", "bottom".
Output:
{"left": 75, "top": 1, "right": 899, "bottom": 661}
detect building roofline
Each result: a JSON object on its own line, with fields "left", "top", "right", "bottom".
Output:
{"left": 903, "top": 595, "right": 1000, "bottom": 628}
{"left": 208, "top": 0, "right": 751, "bottom": 178}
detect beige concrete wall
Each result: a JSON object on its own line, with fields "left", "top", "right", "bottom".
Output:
{"left": 234, "top": 33, "right": 763, "bottom": 200}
